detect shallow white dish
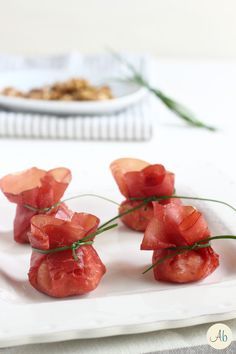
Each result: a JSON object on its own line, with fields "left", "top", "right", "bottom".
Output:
{"left": 0, "top": 70, "right": 147, "bottom": 115}
{"left": 0, "top": 181, "right": 236, "bottom": 348}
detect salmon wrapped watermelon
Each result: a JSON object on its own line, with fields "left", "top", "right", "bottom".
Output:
{"left": 110, "top": 158, "right": 176, "bottom": 231}
{"left": 28, "top": 212, "right": 106, "bottom": 297}
{"left": 0, "top": 167, "right": 72, "bottom": 243}
{"left": 141, "top": 202, "right": 219, "bottom": 283}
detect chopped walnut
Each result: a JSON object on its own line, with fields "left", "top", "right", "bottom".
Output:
{"left": 1, "top": 87, "right": 24, "bottom": 98}
{"left": 0, "top": 78, "right": 113, "bottom": 102}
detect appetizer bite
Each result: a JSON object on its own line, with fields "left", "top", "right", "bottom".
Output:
{"left": 151, "top": 247, "right": 219, "bottom": 283}
{"left": 110, "top": 158, "right": 176, "bottom": 231}
{"left": 141, "top": 202, "right": 219, "bottom": 283}
{"left": 0, "top": 167, "right": 72, "bottom": 243}
{"left": 28, "top": 213, "right": 105, "bottom": 297}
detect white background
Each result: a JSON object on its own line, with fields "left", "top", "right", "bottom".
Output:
{"left": 0, "top": 0, "right": 236, "bottom": 59}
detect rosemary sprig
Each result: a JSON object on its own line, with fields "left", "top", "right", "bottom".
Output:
{"left": 110, "top": 50, "right": 216, "bottom": 131}
{"left": 142, "top": 235, "right": 236, "bottom": 274}
{"left": 32, "top": 223, "right": 117, "bottom": 260}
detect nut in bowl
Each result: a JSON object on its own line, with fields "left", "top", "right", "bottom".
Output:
{"left": 1, "top": 77, "right": 114, "bottom": 102}
{"left": 0, "top": 69, "right": 146, "bottom": 115}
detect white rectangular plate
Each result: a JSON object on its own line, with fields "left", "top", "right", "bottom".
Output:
{"left": 0, "top": 177, "right": 236, "bottom": 348}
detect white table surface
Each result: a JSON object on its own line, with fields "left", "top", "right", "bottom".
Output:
{"left": 0, "top": 58, "right": 236, "bottom": 353}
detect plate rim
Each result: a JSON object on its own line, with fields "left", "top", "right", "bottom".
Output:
{"left": 1, "top": 311, "right": 236, "bottom": 348}
{"left": 1, "top": 279, "right": 236, "bottom": 348}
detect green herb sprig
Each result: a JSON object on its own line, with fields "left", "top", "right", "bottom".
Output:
{"left": 24, "top": 193, "right": 120, "bottom": 213}
{"left": 32, "top": 223, "right": 118, "bottom": 261}
{"left": 25, "top": 193, "right": 236, "bottom": 226}
{"left": 26, "top": 193, "right": 236, "bottom": 266}
{"left": 130, "top": 195, "right": 236, "bottom": 213}
{"left": 142, "top": 235, "right": 236, "bottom": 274}
{"left": 110, "top": 50, "right": 216, "bottom": 132}
{"left": 99, "top": 194, "right": 236, "bottom": 229}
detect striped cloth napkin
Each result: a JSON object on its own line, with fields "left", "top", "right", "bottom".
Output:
{"left": 0, "top": 53, "right": 153, "bottom": 141}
